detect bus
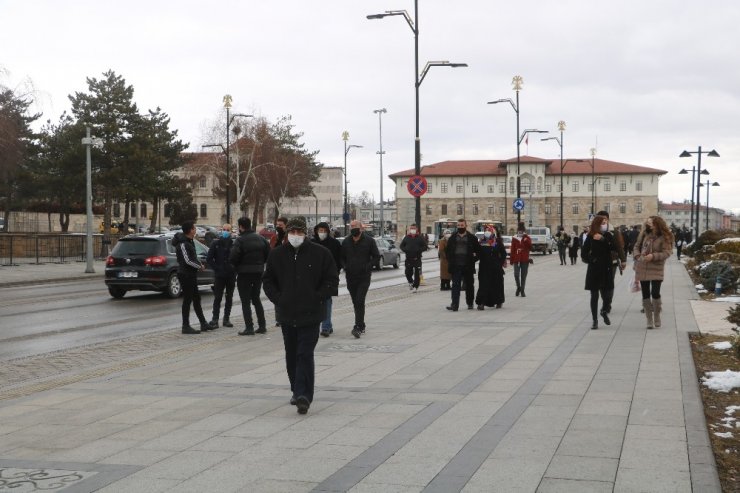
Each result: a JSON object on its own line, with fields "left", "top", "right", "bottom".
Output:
{"left": 472, "top": 219, "right": 504, "bottom": 239}
{"left": 432, "top": 218, "right": 458, "bottom": 244}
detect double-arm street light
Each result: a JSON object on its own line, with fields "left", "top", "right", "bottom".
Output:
{"left": 373, "top": 108, "right": 387, "bottom": 237}
{"left": 81, "top": 127, "right": 103, "bottom": 273}
{"left": 367, "top": 3, "right": 468, "bottom": 232}
{"left": 680, "top": 146, "right": 719, "bottom": 235}
{"left": 678, "top": 166, "right": 709, "bottom": 232}
{"left": 342, "top": 131, "right": 363, "bottom": 235}
{"left": 488, "top": 76, "right": 547, "bottom": 226}
{"left": 541, "top": 122, "right": 585, "bottom": 231}
{"left": 698, "top": 180, "right": 720, "bottom": 234}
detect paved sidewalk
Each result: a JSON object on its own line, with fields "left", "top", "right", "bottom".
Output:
{"left": 0, "top": 256, "right": 726, "bottom": 492}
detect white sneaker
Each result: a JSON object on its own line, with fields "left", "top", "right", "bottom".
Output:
{"left": 408, "top": 283, "right": 413, "bottom": 290}
{"left": 413, "top": 287, "right": 418, "bottom": 293}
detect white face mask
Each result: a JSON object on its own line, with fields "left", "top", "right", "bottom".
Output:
{"left": 444, "top": 233, "right": 451, "bottom": 239}
{"left": 409, "top": 229, "right": 417, "bottom": 235}
{"left": 600, "top": 224, "right": 608, "bottom": 232}
{"left": 288, "top": 233, "right": 305, "bottom": 248}
{"left": 318, "top": 232, "right": 327, "bottom": 241}
{"left": 484, "top": 231, "right": 492, "bottom": 239}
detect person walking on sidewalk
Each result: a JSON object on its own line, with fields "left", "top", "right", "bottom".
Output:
{"left": 633, "top": 215, "right": 674, "bottom": 329}
{"left": 555, "top": 226, "right": 570, "bottom": 266}
{"left": 596, "top": 210, "right": 627, "bottom": 317}
{"left": 172, "top": 221, "right": 209, "bottom": 334}
{"left": 341, "top": 220, "right": 380, "bottom": 338}
{"left": 445, "top": 218, "right": 480, "bottom": 311}
{"left": 400, "top": 223, "right": 427, "bottom": 293}
{"left": 206, "top": 223, "right": 236, "bottom": 329}
{"left": 229, "top": 217, "right": 270, "bottom": 336}
{"left": 437, "top": 229, "right": 452, "bottom": 291}
{"left": 510, "top": 222, "right": 532, "bottom": 297}
{"left": 312, "top": 221, "right": 341, "bottom": 337}
{"left": 581, "top": 214, "right": 619, "bottom": 330}
{"left": 263, "top": 217, "right": 339, "bottom": 415}
{"left": 475, "top": 225, "right": 507, "bottom": 310}
{"left": 270, "top": 216, "right": 289, "bottom": 249}
{"left": 568, "top": 232, "right": 581, "bottom": 265}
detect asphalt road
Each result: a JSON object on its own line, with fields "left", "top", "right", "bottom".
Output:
{"left": 0, "top": 257, "right": 442, "bottom": 362}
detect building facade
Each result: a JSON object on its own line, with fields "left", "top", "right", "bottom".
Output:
{"left": 658, "top": 201, "right": 728, "bottom": 235}
{"left": 277, "top": 166, "right": 344, "bottom": 228}
{"left": 390, "top": 156, "right": 667, "bottom": 235}
{"left": 358, "top": 201, "right": 397, "bottom": 236}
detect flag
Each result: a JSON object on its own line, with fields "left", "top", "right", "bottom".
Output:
{"left": 525, "top": 134, "right": 529, "bottom": 146}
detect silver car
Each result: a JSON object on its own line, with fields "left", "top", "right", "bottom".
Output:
{"left": 374, "top": 237, "right": 401, "bottom": 270}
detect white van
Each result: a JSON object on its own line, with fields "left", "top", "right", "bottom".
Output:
{"left": 526, "top": 227, "right": 554, "bottom": 254}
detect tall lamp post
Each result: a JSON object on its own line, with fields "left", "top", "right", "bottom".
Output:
{"left": 81, "top": 128, "right": 103, "bottom": 273}
{"left": 367, "top": 4, "right": 467, "bottom": 233}
{"left": 541, "top": 121, "right": 566, "bottom": 228}
{"left": 698, "top": 180, "right": 720, "bottom": 234}
{"left": 373, "top": 108, "right": 387, "bottom": 237}
{"left": 680, "top": 146, "right": 719, "bottom": 235}
{"left": 589, "top": 147, "right": 597, "bottom": 215}
{"left": 342, "top": 131, "right": 362, "bottom": 235}
{"left": 678, "top": 167, "right": 709, "bottom": 231}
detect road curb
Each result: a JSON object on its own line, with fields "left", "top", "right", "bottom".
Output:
{"left": 0, "top": 274, "right": 105, "bottom": 288}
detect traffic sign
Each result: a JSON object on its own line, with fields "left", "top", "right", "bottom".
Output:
{"left": 513, "top": 198, "right": 525, "bottom": 211}
{"left": 407, "top": 175, "right": 428, "bottom": 197}
{"left": 343, "top": 212, "right": 351, "bottom": 222}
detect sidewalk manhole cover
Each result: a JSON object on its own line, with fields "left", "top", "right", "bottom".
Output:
{"left": 320, "top": 344, "right": 408, "bottom": 353}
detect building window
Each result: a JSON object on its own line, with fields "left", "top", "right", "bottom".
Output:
{"left": 441, "top": 183, "right": 448, "bottom": 193}
{"left": 425, "top": 204, "right": 432, "bottom": 215}
{"left": 545, "top": 204, "right": 552, "bottom": 215}
{"left": 200, "top": 176, "right": 207, "bottom": 189}
{"left": 200, "top": 204, "right": 207, "bottom": 218}
{"left": 521, "top": 181, "right": 531, "bottom": 194}
{"left": 556, "top": 183, "right": 562, "bottom": 193}
{"left": 572, "top": 203, "right": 579, "bottom": 215}
{"left": 487, "top": 185, "right": 494, "bottom": 193}
{"left": 635, "top": 180, "right": 643, "bottom": 192}
{"left": 164, "top": 203, "right": 171, "bottom": 217}
{"left": 509, "top": 177, "right": 515, "bottom": 194}
{"left": 572, "top": 182, "right": 579, "bottom": 192}
{"left": 545, "top": 183, "right": 552, "bottom": 193}
{"left": 604, "top": 203, "right": 611, "bottom": 214}
{"left": 472, "top": 184, "right": 479, "bottom": 193}
{"left": 556, "top": 203, "right": 561, "bottom": 215}
{"left": 499, "top": 183, "right": 506, "bottom": 194}
{"left": 635, "top": 201, "right": 643, "bottom": 213}
{"left": 620, "top": 180, "right": 627, "bottom": 192}
{"left": 499, "top": 205, "right": 506, "bottom": 215}
{"left": 441, "top": 204, "right": 447, "bottom": 215}
{"left": 427, "top": 183, "right": 433, "bottom": 193}
{"left": 619, "top": 202, "right": 627, "bottom": 214}
{"left": 113, "top": 203, "right": 121, "bottom": 217}
{"left": 456, "top": 204, "right": 464, "bottom": 215}
{"left": 604, "top": 181, "right": 611, "bottom": 192}
{"left": 456, "top": 184, "right": 463, "bottom": 194}
{"left": 487, "top": 204, "right": 494, "bottom": 215}
{"left": 140, "top": 204, "right": 147, "bottom": 219}
{"left": 130, "top": 203, "right": 137, "bottom": 217}
{"left": 587, "top": 182, "right": 593, "bottom": 192}
{"left": 472, "top": 204, "right": 479, "bottom": 215}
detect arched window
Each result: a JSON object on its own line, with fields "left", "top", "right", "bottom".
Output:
{"left": 200, "top": 176, "right": 207, "bottom": 189}
{"left": 200, "top": 203, "right": 208, "bottom": 218}
{"left": 140, "top": 203, "right": 147, "bottom": 219}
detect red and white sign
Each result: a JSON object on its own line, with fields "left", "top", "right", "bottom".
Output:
{"left": 407, "top": 175, "right": 428, "bottom": 197}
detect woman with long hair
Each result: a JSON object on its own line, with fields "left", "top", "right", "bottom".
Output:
{"left": 633, "top": 215, "right": 674, "bottom": 329}
{"left": 581, "top": 215, "right": 619, "bottom": 329}
{"left": 475, "top": 225, "right": 507, "bottom": 310}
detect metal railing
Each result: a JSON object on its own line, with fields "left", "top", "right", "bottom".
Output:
{"left": 0, "top": 234, "right": 122, "bottom": 266}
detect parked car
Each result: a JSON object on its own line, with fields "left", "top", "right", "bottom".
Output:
{"left": 527, "top": 226, "right": 554, "bottom": 255}
{"left": 104, "top": 234, "right": 215, "bottom": 299}
{"left": 502, "top": 235, "right": 513, "bottom": 257}
{"left": 374, "top": 237, "right": 400, "bottom": 270}
{"left": 99, "top": 221, "right": 135, "bottom": 234}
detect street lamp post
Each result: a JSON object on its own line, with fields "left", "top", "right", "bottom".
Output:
{"left": 680, "top": 146, "right": 719, "bottom": 235}
{"left": 678, "top": 167, "right": 710, "bottom": 231}
{"left": 342, "top": 131, "right": 362, "bottom": 236}
{"left": 541, "top": 121, "right": 566, "bottom": 228}
{"left": 374, "top": 108, "right": 387, "bottom": 237}
{"left": 699, "top": 180, "right": 720, "bottom": 234}
{"left": 367, "top": 4, "right": 467, "bottom": 233}
{"left": 81, "top": 127, "right": 103, "bottom": 273}
{"left": 589, "top": 147, "right": 597, "bottom": 215}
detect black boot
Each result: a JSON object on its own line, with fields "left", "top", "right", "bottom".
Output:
{"left": 239, "top": 326, "right": 255, "bottom": 336}
{"left": 182, "top": 324, "right": 201, "bottom": 334}
{"left": 208, "top": 318, "right": 219, "bottom": 329}
{"left": 222, "top": 317, "right": 233, "bottom": 328}
{"left": 200, "top": 321, "right": 211, "bottom": 332}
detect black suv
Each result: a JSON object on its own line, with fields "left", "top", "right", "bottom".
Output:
{"left": 105, "top": 235, "right": 215, "bottom": 299}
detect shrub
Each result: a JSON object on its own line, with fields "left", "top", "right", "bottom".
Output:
{"left": 726, "top": 305, "right": 740, "bottom": 358}
{"left": 714, "top": 237, "right": 740, "bottom": 255}
{"left": 686, "top": 229, "right": 738, "bottom": 256}
{"left": 713, "top": 252, "right": 740, "bottom": 264}
{"left": 697, "top": 260, "right": 738, "bottom": 293}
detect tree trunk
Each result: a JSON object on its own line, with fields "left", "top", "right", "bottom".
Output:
{"left": 47, "top": 211, "right": 52, "bottom": 232}
{"left": 58, "top": 211, "right": 70, "bottom": 232}
{"left": 251, "top": 195, "right": 261, "bottom": 227}
{"left": 149, "top": 197, "right": 159, "bottom": 232}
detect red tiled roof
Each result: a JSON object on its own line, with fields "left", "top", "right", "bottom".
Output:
{"left": 388, "top": 156, "right": 667, "bottom": 179}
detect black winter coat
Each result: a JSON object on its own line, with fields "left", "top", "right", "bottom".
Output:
{"left": 229, "top": 230, "right": 270, "bottom": 275}
{"left": 206, "top": 236, "right": 235, "bottom": 278}
{"left": 400, "top": 235, "right": 427, "bottom": 264}
{"left": 172, "top": 232, "right": 202, "bottom": 275}
{"left": 262, "top": 241, "right": 339, "bottom": 327}
{"left": 581, "top": 232, "right": 617, "bottom": 290}
{"left": 312, "top": 236, "right": 342, "bottom": 273}
{"left": 445, "top": 231, "right": 481, "bottom": 275}
{"left": 475, "top": 239, "right": 507, "bottom": 307}
{"left": 341, "top": 234, "right": 380, "bottom": 280}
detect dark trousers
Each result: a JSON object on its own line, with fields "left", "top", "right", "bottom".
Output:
{"left": 640, "top": 280, "right": 662, "bottom": 300}
{"left": 212, "top": 275, "right": 235, "bottom": 321}
{"left": 346, "top": 277, "right": 371, "bottom": 328}
{"left": 237, "top": 273, "right": 265, "bottom": 329}
{"left": 513, "top": 262, "right": 529, "bottom": 290}
{"left": 179, "top": 272, "right": 206, "bottom": 326}
{"left": 676, "top": 245, "right": 682, "bottom": 260}
{"left": 405, "top": 260, "right": 421, "bottom": 288}
{"left": 450, "top": 265, "right": 474, "bottom": 308}
{"left": 590, "top": 288, "right": 608, "bottom": 322}
{"left": 281, "top": 324, "right": 320, "bottom": 403}
{"left": 603, "top": 264, "right": 620, "bottom": 312}
{"left": 558, "top": 246, "right": 567, "bottom": 264}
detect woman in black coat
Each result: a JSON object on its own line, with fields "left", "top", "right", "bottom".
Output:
{"left": 581, "top": 215, "right": 619, "bottom": 330}
{"left": 568, "top": 233, "right": 580, "bottom": 265}
{"left": 475, "top": 226, "right": 507, "bottom": 310}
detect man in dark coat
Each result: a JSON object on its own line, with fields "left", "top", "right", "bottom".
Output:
{"left": 229, "top": 217, "right": 270, "bottom": 336}
{"left": 172, "top": 221, "right": 209, "bottom": 334}
{"left": 597, "top": 210, "right": 626, "bottom": 316}
{"left": 312, "top": 221, "right": 341, "bottom": 337}
{"left": 400, "top": 223, "right": 427, "bottom": 293}
{"left": 262, "top": 217, "right": 339, "bottom": 415}
{"left": 206, "top": 223, "right": 236, "bottom": 329}
{"left": 445, "top": 218, "right": 481, "bottom": 311}
{"left": 340, "top": 220, "right": 380, "bottom": 338}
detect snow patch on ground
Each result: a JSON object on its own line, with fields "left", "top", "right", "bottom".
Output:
{"left": 711, "top": 296, "right": 740, "bottom": 303}
{"left": 697, "top": 289, "right": 708, "bottom": 294}
{"left": 716, "top": 237, "right": 740, "bottom": 245}
{"left": 714, "top": 431, "right": 733, "bottom": 438}
{"left": 709, "top": 341, "right": 733, "bottom": 350}
{"left": 702, "top": 370, "right": 740, "bottom": 393}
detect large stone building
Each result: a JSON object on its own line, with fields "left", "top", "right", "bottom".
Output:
{"left": 277, "top": 166, "right": 344, "bottom": 228}
{"left": 658, "top": 201, "right": 730, "bottom": 235}
{"left": 389, "top": 156, "right": 667, "bottom": 235}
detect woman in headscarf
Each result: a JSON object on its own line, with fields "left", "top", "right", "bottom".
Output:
{"left": 437, "top": 229, "right": 452, "bottom": 290}
{"left": 475, "top": 225, "right": 507, "bottom": 310}
{"left": 633, "top": 215, "right": 673, "bottom": 329}
{"left": 581, "top": 214, "right": 619, "bottom": 329}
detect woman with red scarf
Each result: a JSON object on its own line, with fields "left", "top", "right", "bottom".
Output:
{"left": 475, "top": 225, "right": 507, "bottom": 310}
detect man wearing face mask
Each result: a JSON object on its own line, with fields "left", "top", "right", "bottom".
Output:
{"left": 509, "top": 222, "right": 533, "bottom": 297}
{"left": 445, "top": 219, "right": 481, "bottom": 311}
{"left": 263, "top": 217, "right": 339, "bottom": 415}
{"left": 400, "top": 223, "right": 427, "bottom": 293}
{"left": 312, "top": 222, "right": 341, "bottom": 337}
{"left": 270, "top": 216, "right": 289, "bottom": 249}
{"left": 596, "top": 210, "right": 626, "bottom": 317}
{"left": 341, "top": 220, "right": 380, "bottom": 338}
{"left": 206, "top": 223, "right": 236, "bottom": 329}
{"left": 229, "top": 217, "right": 271, "bottom": 335}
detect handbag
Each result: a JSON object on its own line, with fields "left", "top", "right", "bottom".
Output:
{"left": 627, "top": 273, "right": 641, "bottom": 293}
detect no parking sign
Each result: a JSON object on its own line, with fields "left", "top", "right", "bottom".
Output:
{"left": 407, "top": 175, "right": 428, "bottom": 197}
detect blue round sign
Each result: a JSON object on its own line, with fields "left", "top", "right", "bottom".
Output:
{"left": 513, "top": 198, "right": 525, "bottom": 211}
{"left": 343, "top": 212, "right": 351, "bottom": 222}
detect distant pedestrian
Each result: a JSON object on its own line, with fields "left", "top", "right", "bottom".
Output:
{"left": 437, "top": 229, "right": 452, "bottom": 290}
{"left": 626, "top": 225, "right": 640, "bottom": 256}
{"left": 675, "top": 229, "right": 686, "bottom": 260}
{"left": 568, "top": 232, "right": 581, "bottom": 265}
{"left": 400, "top": 223, "right": 427, "bottom": 293}
{"left": 312, "top": 221, "right": 341, "bottom": 337}
{"left": 475, "top": 225, "right": 507, "bottom": 310}
{"left": 270, "top": 216, "right": 289, "bottom": 249}
{"left": 597, "top": 210, "right": 626, "bottom": 317}
{"left": 229, "top": 217, "right": 270, "bottom": 336}
{"left": 633, "top": 215, "right": 674, "bottom": 329}
{"left": 341, "top": 220, "right": 380, "bottom": 338}
{"left": 206, "top": 223, "right": 236, "bottom": 329}
{"left": 173, "top": 221, "right": 209, "bottom": 334}
{"left": 555, "top": 226, "right": 570, "bottom": 266}
{"left": 581, "top": 214, "right": 619, "bottom": 330}
{"left": 263, "top": 217, "right": 339, "bottom": 415}
{"left": 510, "top": 222, "right": 532, "bottom": 297}
{"left": 445, "top": 219, "right": 480, "bottom": 311}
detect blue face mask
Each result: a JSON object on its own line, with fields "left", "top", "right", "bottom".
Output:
{"left": 222, "top": 231, "right": 230, "bottom": 239}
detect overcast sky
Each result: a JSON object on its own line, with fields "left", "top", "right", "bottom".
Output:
{"left": 2, "top": 0, "right": 739, "bottom": 213}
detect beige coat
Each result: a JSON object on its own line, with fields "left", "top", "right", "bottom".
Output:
{"left": 438, "top": 238, "right": 451, "bottom": 281}
{"left": 633, "top": 233, "right": 673, "bottom": 281}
